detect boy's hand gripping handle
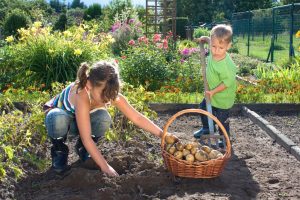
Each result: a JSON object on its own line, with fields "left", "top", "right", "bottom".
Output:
{"left": 199, "top": 42, "right": 214, "bottom": 134}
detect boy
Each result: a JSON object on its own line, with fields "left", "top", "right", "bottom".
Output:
{"left": 193, "top": 24, "right": 237, "bottom": 146}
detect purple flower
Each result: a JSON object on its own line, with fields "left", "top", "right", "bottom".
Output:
{"left": 181, "top": 48, "right": 190, "bottom": 56}
{"left": 129, "top": 19, "right": 134, "bottom": 24}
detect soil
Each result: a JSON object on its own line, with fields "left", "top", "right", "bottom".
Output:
{"left": 2, "top": 112, "right": 300, "bottom": 200}
{"left": 261, "top": 113, "right": 300, "bottom": 146}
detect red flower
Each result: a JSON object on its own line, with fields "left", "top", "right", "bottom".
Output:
{"left": 128, "top": 39, "right": 135, "bottom": 46}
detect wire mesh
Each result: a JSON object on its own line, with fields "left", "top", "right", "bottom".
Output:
{"left": 231, "top": 3, "right": 300, "bottom": 62}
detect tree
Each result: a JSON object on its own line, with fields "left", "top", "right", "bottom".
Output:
{"left": 232, "top": 0, "right": 273, "bottom": 12}
{"left": 83, "top": 4, "right": 102, "bottom": 21}
{"left": 54, "top": 13, "right": 67, "bottom": 31}
{"left": 71, "top": 0, "right": 84, "bottom": 9}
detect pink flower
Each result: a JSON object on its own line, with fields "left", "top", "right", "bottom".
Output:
{"left": 138, "top": 36, "right": 149, "bottom": 45}
{"left": 128, "top": 39, "right": 135, "bottom": 46}
{"left": 153, "top": 34, "right": 161, "bottom": 43}
{"left": 162, "top": 39, "right": 168, "bottom": 49}
{"left": 111, "top": 22, "right": 121, "bottom": 32}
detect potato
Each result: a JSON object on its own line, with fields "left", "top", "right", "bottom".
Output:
{"left": 182, "top": 149, "right": 190, "bottom": 157}
{"left": 216, "top": 153, "right": 223, "bottom": 158}
{"left": 201, "top": 145, "right": 212, "bottom": 154}
{"left": 174, "top": 151, "right": 183, "bottom": 159}
{"left": 185, "top": 154, "right": 195, "bottom": 163}
{"left": 208, "top": 150, "right": 220, "bottom": 159}
{"left": 190, "top": 147, "right": 198, "bottom": 155}
{"left": 195, "top": 150, "right": 208, "bottom": 162}
{"left": 168, "top": 146, "right": 176, "bottom": 155}
{"left": 185, "top": 143, "right": 193, "bottom": 150}
{"left": 175, "top": 142, "right": 184, "bottom": 151}
{"left": 165, "top": 144, "right": 173, "bottom": 151}
{"left": 165, "top": 134, "right": 176, "bottom": 144}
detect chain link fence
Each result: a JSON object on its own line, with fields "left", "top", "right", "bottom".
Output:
{"left": 232, "top": 3, "right": 300, "bottom": 63}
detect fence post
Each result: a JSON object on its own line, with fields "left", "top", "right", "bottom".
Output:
{"left": 289, "top": 3, "right": 295, "bottom": 60}
{"left": 247, "top": 11, "right": 252, "bottom": 56}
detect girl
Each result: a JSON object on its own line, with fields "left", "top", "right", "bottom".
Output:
{"left": 45, "top": 61, "right": 164, "bottom": 176}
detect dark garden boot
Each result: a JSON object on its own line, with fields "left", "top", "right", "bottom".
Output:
{"left": 50, "top": 138, "right": 69, "bottom": 173}
{"left": 75, "top": 136, "right": 99, "bottom": 162}
{"left": 75, "top": 136, "right": 100, "bottom": 170}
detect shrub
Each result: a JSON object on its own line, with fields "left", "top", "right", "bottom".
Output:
{"left": 3, "top": 9, "right": 30, "bottom": 37}
{"left": 111, "top": 7, "right": 143, "bottom": 55}
{"left": 83, "top": 3, "right": 102, "bottom": 21}
{"left": 193, "top": 27, "right": 210, "bottom": 39}
{"left": 53, "top": 13, "right": 67, "bottom": 31}
{"left": 120, "top": 45, "right": 169, "bottom": 91}
{"left": 1, "top": 22, "right": 114, "bottom": 89}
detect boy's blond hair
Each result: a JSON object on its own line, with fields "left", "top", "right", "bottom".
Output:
{"left": 210, "top": 24, "right": 232, "bottom": 44}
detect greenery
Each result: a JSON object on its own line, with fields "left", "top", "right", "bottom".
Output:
{"left": 3, "top": 9, "right": 30, "bottom": 37}
{"left": 0, "top": 22, "right": 113, "bottom": 89}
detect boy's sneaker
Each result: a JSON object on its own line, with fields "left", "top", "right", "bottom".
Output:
{"left": 193, "top": 128, "right": 209, "bottom": 138}
{"left": 218, "top": 139, "right": 225, "bottom": 149}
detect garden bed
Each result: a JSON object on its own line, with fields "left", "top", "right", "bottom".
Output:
{"left": 1, "top": 112, "right": 297, "bottom": 199}
{"left": 261, "top": 114, "right": 300, "bottom": 147}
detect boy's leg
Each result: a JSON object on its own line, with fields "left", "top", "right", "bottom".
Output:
{"left": 75, "top": 108, "right": 112, "bottom": 162}
{"left": 213, "top": 107, "right": 230, "bottom": 148}
{"left": 45, "top": 108, "right": 72, "bottom": 172}
{"left": 194, "top": 98, "right": 210, "bottom": 138}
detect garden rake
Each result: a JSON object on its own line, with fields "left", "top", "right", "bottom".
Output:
{"left": 198, "top": 42, "right": 226, "bottom": 149}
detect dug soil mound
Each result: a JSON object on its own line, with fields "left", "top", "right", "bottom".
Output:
{"left": 6, "top": 113, "right": 300, "bottom": 199}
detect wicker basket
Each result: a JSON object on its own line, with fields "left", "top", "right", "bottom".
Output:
{"left": 161, "top": 109, "right": 231, "bottom": 178}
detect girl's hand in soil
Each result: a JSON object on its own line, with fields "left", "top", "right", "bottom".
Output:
{"left": 101, "top": 164, "right": 119, "bottom": 177}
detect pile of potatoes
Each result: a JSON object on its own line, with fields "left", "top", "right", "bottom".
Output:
{"left": 164, "top": 134, "right": 223, "bottom": 164}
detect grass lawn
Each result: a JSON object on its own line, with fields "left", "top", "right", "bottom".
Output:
{"left": 234, "top": 33, "right": 300, "bottom": 64}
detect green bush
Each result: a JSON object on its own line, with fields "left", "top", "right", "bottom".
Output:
{"left": 3, "top": 9, "right": 30, "bottom": 37}
{"left": 83, "top": 3, "right": 102, "bottom": 21}
{"left": 120, "top": 45, "right": 169, "bottom": 91}
{"left": 1, "top": 22, "right": 113, "bottom": 89}
{"left": 193, "top": 27, "right": 210, "bottom": 39}
{"left": 53, "top": 13, "right": 67, "bottom": 31}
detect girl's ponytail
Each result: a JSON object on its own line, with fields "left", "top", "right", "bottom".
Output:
{"left": 76, "top": 62, "right": 89, "bottom": 91}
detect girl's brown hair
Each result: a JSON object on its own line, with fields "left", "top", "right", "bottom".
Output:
{"left": 76, "top": 61, "right": 120, "bottom": 103}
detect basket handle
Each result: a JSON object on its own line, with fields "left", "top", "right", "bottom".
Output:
{"left": 161, "top": 109, "right": 231, "bottom": 156}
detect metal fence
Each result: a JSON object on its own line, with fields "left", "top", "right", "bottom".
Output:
{"left": 231, "top": 3, "right": 300, "bottom": 63}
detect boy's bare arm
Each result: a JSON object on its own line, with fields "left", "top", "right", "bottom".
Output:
{"left": 206, "top": 83, "right": 227, "bottom": 100}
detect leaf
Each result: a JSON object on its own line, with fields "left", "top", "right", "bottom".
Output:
{"left": 4, "top": 145, "right": 14, "bottom": 160}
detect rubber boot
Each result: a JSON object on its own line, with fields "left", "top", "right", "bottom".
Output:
{"left": 50, "top": 138, "right": 69, "bottom": 173}
{"left": 75, "top": 136, "right": 99, "bottom": 162}
{"left": 75, "top": 136, "right": 99, "bottom": 170}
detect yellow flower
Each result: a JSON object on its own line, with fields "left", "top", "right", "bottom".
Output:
{"left": 63, "top": 30, "right": 72, "bottom": 38}
{"left": 296, "top": 30, "right": 300, "bottom": 38}
{"left": 33, "top": 21, "right": 42, "bottom": 28}
{"left": 5, "top": 36, "right": 14, "bottom": 43}
{"left": 74, "top": 49, "right": 82, "bottom": 56}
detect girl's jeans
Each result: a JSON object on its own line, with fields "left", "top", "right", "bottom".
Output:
{"left": 45, "top": 108, "right": 112, "bottom": 139}
{"left": 199, "top": 98, "right": 230, "bottom": 137}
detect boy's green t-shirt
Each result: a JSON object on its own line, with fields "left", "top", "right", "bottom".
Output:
{"left": 206, "top": 53, "right": 237, "bottom": 109}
